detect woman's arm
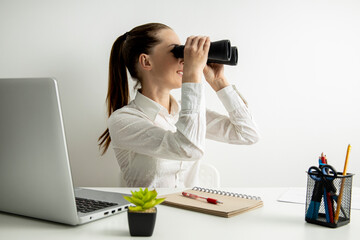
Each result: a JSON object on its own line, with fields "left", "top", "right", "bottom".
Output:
{"left": 205, "top": 85, "right": 260, "bottom": 145}
{"left": 203, "top": 62, "right": 260, "bottom": 144}
{"left": 109, "top": 83, "right": 206, "bottom": 161}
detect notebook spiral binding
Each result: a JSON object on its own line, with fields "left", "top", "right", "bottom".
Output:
{"left": 192, "top": 187, "right": 262, "bottom": 200}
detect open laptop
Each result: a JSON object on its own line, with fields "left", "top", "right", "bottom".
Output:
{"left": 0, "top": 78, "right": 131, "bottom": 225}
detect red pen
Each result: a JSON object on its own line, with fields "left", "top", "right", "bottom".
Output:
{"left": 320, "top": 152, "right": 334, "bottom": 223}
{"left": 182, "top": 192, "right": 223, "bottom": 204}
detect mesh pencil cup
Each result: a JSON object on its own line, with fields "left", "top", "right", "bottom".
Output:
{"left": 305, "top": 169, "right": 354, "bottom": 228}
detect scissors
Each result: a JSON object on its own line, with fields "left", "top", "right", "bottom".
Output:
{"left": 306, "top": 164, "right": 337, "bottom": 221}
{"left": 309, "top": 165, "right": 337, "bottom": 191}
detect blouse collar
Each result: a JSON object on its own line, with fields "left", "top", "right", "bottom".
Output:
{"left": 133, "top": 91, "right": 179, "bottom": 121}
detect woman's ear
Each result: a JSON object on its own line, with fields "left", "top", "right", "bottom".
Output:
{"left": 138, "top": 53, "right": 152, "bottom": 71}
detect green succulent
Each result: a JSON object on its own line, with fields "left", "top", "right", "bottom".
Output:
{"left": 124, "top": 188, "right": 165, "bottom": 212}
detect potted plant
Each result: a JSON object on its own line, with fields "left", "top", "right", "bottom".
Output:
{"left": 124, "top": 188, "right": 165, "bottom": 236}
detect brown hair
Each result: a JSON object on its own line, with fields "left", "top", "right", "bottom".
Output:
{"left": 98, "top": 23, "right": 171, "bottom": 155}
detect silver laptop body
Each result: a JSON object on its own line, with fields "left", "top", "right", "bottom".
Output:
{"left": 0, "top": 78, "right": 130, "bottom": 225}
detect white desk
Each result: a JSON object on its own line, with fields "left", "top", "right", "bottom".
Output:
{"left": 0, "top": 188, "right": 359, "bottom": 240}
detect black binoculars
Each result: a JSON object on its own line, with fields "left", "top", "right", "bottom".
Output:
{"left": 171, "top": 40, "right": 238, "bottom": 66}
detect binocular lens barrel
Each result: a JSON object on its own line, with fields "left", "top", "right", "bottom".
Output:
{"left": 171, "top": 40, "right": 238, "bottom": 66}
{"left": 208, "top": 47, "right": 238, "bottom": 66}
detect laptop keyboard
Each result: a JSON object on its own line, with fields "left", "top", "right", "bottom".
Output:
{"left": 76, "top": 197, "right": 118, "bottom": 213}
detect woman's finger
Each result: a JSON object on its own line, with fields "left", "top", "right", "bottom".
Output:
{"left": 190, "top": 36, "right": 200, "bottom": 51}
{"left": 203, "top": 36, "right": 210, "bottom": 51}
{"left": 184, "top": 35, "right": 194, "bottom": 48}
{"left": 197, "top": 36, "right": 206, "bottom": 49}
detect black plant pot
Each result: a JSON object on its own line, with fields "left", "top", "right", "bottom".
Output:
{"left": 127, "top": 207, "right": 157, "bottom": 236}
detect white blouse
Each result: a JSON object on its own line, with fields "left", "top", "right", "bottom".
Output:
{"left": 108, "top": 83, "right": 260, "bottom": 188}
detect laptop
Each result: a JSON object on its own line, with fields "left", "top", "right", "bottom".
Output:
{"left": 0, "top": 78, "right": 131, "bottom": 225}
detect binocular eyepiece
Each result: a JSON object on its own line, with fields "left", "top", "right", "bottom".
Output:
{"left": 171, "top": 40, "right": 238, "bottom": 66}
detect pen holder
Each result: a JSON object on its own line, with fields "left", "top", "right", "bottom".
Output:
{"left": 305, "top": 171, "right": 354, "bottom": 228}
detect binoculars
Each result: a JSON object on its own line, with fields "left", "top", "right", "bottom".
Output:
{"left": 171, "top": 40, "right": 238, "bottom": 66}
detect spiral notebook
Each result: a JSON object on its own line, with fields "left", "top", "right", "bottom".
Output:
{"left": 161, "top": 187, "right": 263, "bottom": 218}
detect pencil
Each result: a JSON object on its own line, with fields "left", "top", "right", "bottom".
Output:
{"left": 334, "top": 144, "right": 351, "bottom": 224}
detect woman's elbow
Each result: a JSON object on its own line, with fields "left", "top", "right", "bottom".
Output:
{"left": 232, "top": 130, "right": 261, "bottom": 145}
{"left": 252, "top": 129, "right": 262, "bottom": 144}
{"left": 246, "top": 134, "right": 260, "bottom": 145}
{"left": 245, "top": 129, "right": 261, "bottom": 145}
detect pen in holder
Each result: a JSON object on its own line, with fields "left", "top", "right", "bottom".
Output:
{"left": 305, "top": 168, "right": 354, "bottom": 228}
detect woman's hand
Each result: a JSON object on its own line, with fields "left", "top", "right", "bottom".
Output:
{"left": 203, "top": 63, "right": 230, "bottom": 91}
{"left": 182, "top": 36, "right": 210, "bottom": 83}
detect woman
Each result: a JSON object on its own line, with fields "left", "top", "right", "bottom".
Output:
{"left": 98, "top": 23, "right": 259, "bottom": 188}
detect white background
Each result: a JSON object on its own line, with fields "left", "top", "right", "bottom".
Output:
{"left": 1, "top": 0, "right": 359, "bottom": 187}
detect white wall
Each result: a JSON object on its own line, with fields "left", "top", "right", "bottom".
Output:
{"left": 1, "top": 0, "right": 359, "bottom": 188}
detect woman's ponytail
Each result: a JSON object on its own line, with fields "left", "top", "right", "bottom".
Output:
{"left": 98, "top": 23, "right": 171, "bottom": 155}
{"left": 98, "top": 33, "right": 129, "bottom": 155}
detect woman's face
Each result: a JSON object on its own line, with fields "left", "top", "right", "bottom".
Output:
{"left": 147, "top": 28, "right": 184, "bottom": 90}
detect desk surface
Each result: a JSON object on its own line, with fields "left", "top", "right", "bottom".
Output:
{"left": 0, "top": 188, "right": 358, "bottom": 240}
